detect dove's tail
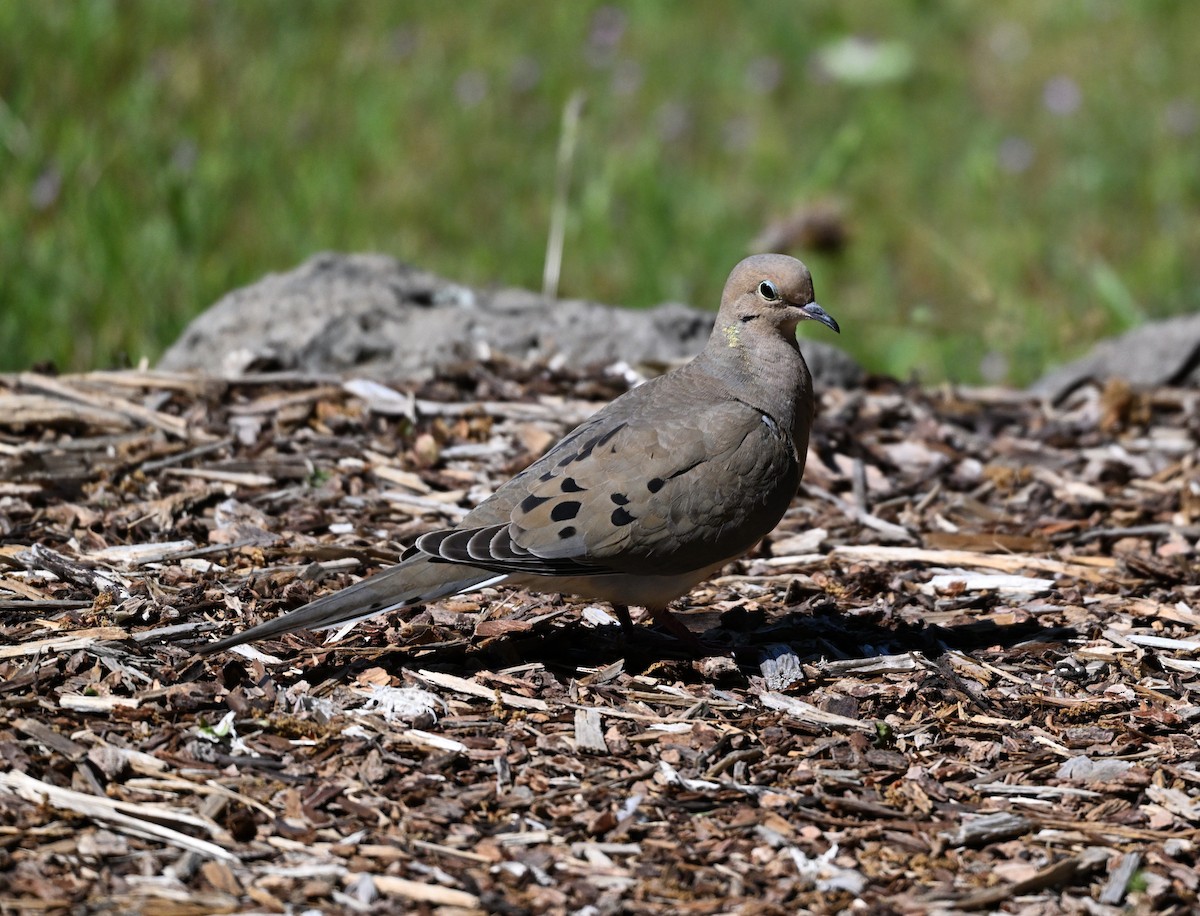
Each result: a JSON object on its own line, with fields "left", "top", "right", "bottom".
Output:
{"left": 197, "top": 554, "right": 504, "bottom": 655}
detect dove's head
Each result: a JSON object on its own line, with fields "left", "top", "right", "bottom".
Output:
{"left": 719, "top": 254, "right": 839, "bottom": 337}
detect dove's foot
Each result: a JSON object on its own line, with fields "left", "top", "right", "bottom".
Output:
{"left": 613, "top": 604, "right": 638, "bottom": 634}
{"left": 611, "top": 604, "right": 720, "bottom": 655}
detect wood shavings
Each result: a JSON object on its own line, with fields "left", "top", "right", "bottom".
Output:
{"left": 1, "top": 365, "right": 1198, "bottom": 912}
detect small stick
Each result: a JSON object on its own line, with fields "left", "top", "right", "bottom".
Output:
{"left": 543, "top": 91, "right": 586, "bottom": 299}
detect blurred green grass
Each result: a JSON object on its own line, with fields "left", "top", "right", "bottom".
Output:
{"left": 1, "top": 1, "right": 1197, "bottom": 383}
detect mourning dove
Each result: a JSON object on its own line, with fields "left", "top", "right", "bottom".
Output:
{"left": 201, "top": 254, "right": 838, "bottom": 654}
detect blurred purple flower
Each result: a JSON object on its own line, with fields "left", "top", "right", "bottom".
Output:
{"left": 1163, "top": 98, "right": 1197, "bottom": 137}
{"left": 656, "top": 101, "right": 691, "bottom": 143}
{"left": 510, "top": 56, "right": 541, "bottom": 94}
{"left": 721, "top": 115, "right": 756, "bottom": 152}
{"left": 1042, "top": 76, "right": 1081, "bottom": 116}
{"left": 586, "top": 6, "right": 627, "bottom": 67}
{"left": 171, "top": 139, "right": 198, "bottom": 174}
{"left": 745, "top": 56, "right": 783, "bottom": 95}
{"left": 30, "top": 163, "right": 62, "bottom": 211}
{"left": 390, "top": 28, "right": 419, "bottom": 60}
{"left": 611, "top": 59, "right": 643, "bottom": 97}
{"left": 986, "top": 22, "right": 1030, "bottom": 63}
{"left": 455, "top": 71, "right": 488, "bottom": 109}
{"left": 997, "top": 136, "right": 1034, "bottom": 174}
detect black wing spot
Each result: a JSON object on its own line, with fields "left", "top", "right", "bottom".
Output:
{"left": 647, "top": 477, "right": 664, "bottom": 493}
{"left": 558, "top": 525, "right": 577, "bottom": 539}
{"left": 611, "top": 507, "right": 636, "bottom": 527}
{"left": 551, "top": 500, "right": 582, "bottom": 522}
{"left": 561, "top": 477, "right": 586, "bottom": 493}
{"left": 595, "top": 423, "right": 626, "bottom": 447}
{"left": 539, "top": 471, "right": 555, "bottom": 482}
{"left": 668, "top": 459, "right": 703, "bottom": 480}
{"left": 556, "top": 452, "right": 578, "bottom": 467}
{"left": 575, "top": 439, "right": 597, "bottom": 462}
{"left": 610, "top": 492, "right": 629, "bottom": 505}
{"left": 520, "top": 493, "right": 552, "bottom": 513}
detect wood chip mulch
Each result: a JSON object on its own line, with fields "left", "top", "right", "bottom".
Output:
{"left": 1, "top": 363, "right": 1198, "bottom": 915}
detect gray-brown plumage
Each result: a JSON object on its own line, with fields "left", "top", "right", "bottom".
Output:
{"left": 200, "top": 254, "right": 838, "bottom": 654}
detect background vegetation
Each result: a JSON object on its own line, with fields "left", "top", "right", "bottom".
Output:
{"left": 1, "top": 1, "right": 1197, "bottom": 383}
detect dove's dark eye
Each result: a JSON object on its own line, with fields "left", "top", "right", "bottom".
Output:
{"left": 758, "top": 280, "right": 779, "bottom": 301}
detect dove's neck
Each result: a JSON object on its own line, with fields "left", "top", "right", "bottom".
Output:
{"left": 696, "top": 320, "right": 815, "bottom": 450}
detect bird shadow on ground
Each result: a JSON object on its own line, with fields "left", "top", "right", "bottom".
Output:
{"left": 286, "top": 595, "right": 1079, "bottom": 695}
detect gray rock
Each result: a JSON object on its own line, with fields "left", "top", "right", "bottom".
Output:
{"left": 159, "top": 252, "right": 862, "bottom": 386}
{"left": 1030, "top": 312, "right": 1200, "bottom": 401}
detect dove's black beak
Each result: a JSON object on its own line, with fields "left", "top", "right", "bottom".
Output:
{"left": 799, "top": 302, "right": 840, "bottom": 334}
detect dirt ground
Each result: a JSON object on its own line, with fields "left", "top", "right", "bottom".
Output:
{"left": 1, "top": 362, "right": 1198, "bottom": 914}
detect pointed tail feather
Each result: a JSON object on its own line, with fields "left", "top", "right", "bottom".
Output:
{"left": 198, "top": 555, "right": 503, "bottom": 655}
